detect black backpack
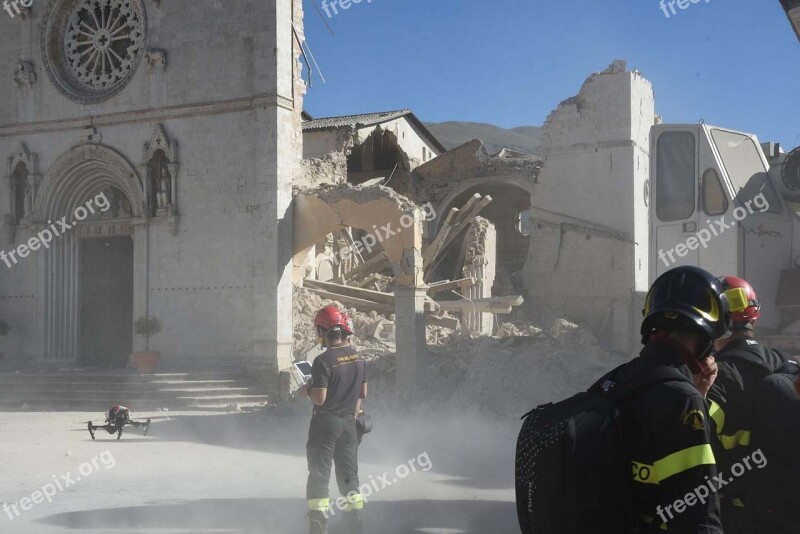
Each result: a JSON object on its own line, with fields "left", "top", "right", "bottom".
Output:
{"left": 515, "top": 366, "right": 688, "bottom": 534}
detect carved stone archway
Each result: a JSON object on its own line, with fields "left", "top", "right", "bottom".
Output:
{"left": 32, "top": 143, "right": 146, "bottom": 365}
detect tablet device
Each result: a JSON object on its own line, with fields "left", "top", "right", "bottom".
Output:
{"left": 293, "top": 361, "right": 313, "bottom": 383}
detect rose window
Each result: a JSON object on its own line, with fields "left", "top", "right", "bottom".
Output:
{"left": 41, "top": 0, "right": 147, "bottom": 103}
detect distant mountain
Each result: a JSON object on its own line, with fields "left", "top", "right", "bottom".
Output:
{"left": 423, "top": 121, "right": 543, "bottom": 156}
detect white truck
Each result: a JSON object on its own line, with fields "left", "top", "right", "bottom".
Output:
{"left": 649, "top": 123, "right": 800, "bottom": 349}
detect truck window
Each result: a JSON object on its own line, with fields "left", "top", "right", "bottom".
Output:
{"left": 710, "top": 129, "right": 783, "bottom": 214}
{"left": 656, "top": 132, "right": 696, "bottom": 221}
{"left": 737, "top": 173, "right": 783, "bottom": 214}
{"left": 702, "top": 168, "right": 728, "bottom": 215}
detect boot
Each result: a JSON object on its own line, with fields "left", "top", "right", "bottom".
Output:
{"left": 307, "top": 510, "right": 328, "bottom": 534}
{"left": 343, "top": 510, "right": 363, "bottom": 534}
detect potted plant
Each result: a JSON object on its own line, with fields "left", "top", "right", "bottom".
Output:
{"left": 0, "top": 320, "right": 9, "bottom": 364}
{"left": 132, "top": 316, "right": 163, "bottom": 374}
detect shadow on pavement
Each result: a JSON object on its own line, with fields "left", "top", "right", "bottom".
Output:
{"left": 88, "top": 412, "right": 311, "bottom": 458}
{"left": 38, "top": 497, "right": 517, "bottom": 534}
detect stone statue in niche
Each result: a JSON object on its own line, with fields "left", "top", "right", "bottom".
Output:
{"left": 149, "top": 150, "right": 173, "bottom": 215}
{"left": 142, "top": 125, "right": 178, "bottom": 219}
{"left": 156, "top": 164, "right": 171, "bottom": 212}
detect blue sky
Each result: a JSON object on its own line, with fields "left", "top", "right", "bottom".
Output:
{"left": 302, "top": 0, "right": 800, "bottom": 148}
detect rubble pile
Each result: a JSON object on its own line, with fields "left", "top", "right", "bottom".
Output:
{"left": 426, "top": 318, "right": 627, "bottom": 416}
{"left": 293, "top": 287, "right": 395, "bottom": 358}
{"left": 293, "top": 284, "right": 628, "bottom": 416}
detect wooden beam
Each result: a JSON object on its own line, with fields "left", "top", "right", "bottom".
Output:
{"left": 305, "top": 288, "right": 395, "bottom": 314}
{"left": 452, "top": 193, "right": 482, "bottom": 224}
{"left": 422, "top": 207, "right": 459, "bottom": 265}
{"left": 343, "top": 251, "right": 389, "bottom": 282}
{"left": 306, "top": 280, "right": 439, "bottom": 314}
{"left": 352, "top": 273, "right": 383, "bottom": 289}
{"left": 434, "top": 295, "right": 524, "bottom": 314}
{"left": 305, "top": 279, "right": 395, "bottom": 305}
{"left": 425, "top": 196, "right": 494, "bottom": 277}
{"left": 426, "top": 315, "right": 460, "bottom": 330}
{"left": 426, "top": 278, "right": 476, "bottom": 294}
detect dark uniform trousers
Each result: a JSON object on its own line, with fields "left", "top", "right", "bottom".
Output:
{"left": 306, "top": 412, "right": 361, "bottom": 512}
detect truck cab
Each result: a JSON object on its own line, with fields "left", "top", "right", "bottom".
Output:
{"left": 649, "top": 123, "right": 800, "bottom": 348}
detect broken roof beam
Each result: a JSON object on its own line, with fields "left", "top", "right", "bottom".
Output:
{"left": 423, "top": 195, "right": 493, "bottom": 277}
{"left": 435, "top": 295, "right": 524, "bottom": 315}
{"left": 422, "top": 206, "right": 460, "bottom": 265}
{"left": 305, "top": 279, "right": 395, "bottom": 305}
{"left": 305, "top": 279, "right": 439, "bottom": 313}
{"left": 426, "top": 278, "right": 477, "bottom": 295}
{"left": 343, "top": 251, "right": 390, "bottom": 283}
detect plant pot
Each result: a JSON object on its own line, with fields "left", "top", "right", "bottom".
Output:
{"left": 132, "top": 351, "right": 160, "bottom": 374}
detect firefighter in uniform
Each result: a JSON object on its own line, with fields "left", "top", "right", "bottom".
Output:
{"left": 618, "top": 266, "right": 730, "bottom": 533}
{"left": 707, "top": 276, "right": 799, "bottom": 534}
{"left": 297, "top": 305, "right": 367, "bottom": 534}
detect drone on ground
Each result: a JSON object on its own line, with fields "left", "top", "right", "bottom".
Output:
{"left": 88, "top": 405, "right": 151, "bottom": 440}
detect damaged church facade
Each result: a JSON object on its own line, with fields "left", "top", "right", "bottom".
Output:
{"left": 0, "top": 0, "right": 654, "bottom": 388}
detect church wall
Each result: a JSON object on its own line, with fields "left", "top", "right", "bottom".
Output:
{"left": 0, "top": 0, "right": 304, "bottom": 377}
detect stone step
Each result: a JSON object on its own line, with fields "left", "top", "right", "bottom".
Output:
{"left": 159, "top": 387, "right": 251, "bottom": 393}
{"left": 0, "top": 369, "right": 270, "bottom": 412}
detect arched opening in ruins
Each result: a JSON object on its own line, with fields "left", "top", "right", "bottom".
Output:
{"left": 435, "top": 182, "right": 532, "bottom": 297}
{"left": 346, "top": 128, "right": 411, "bottom": 186}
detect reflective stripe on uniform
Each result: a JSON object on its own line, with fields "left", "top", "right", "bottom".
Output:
{"left": 632, "top": 444, "right": 716, "bottom": 485}
{"left": 708, "top": 400, "right": 725, "bottom": 433}
{"left": 308, "top": 498, "right": 330, "bottom": 512}
{"left": 344, "top": 492, "right": 364, "bottom": 511}
{"left": 640, "top": 514, "right": 669, "bottom": 531}
{"left": 719, "top": 429, "right": 751, "bottom": 450}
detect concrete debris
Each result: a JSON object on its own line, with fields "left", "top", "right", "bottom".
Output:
{"left": 550, "top": 318, "right": 580, "bottom": 337}
{"left": 298, "top": 152, "right": 348, "bottom": 190}
{"left": 497, "top": 322, "right": 543, "bottom": 338}
{"left": 293, "top": 287, "right": 447, "bottom": 357}
{"left": 291, "top": 286, "right": 625, "bottom": 415}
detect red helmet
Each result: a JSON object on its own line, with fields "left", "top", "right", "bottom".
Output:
{"left": 314, "top": 305, "right": 354, "bottom": 335}
{"left": 721, "top": 276, "right": 761, "bottom": 326}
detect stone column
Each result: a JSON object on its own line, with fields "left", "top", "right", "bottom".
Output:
{"left": 394, "top": 286, "right": 428, "bottom": 402}
{"left": 393, "top": 209, "right": 428, "bottom": 403}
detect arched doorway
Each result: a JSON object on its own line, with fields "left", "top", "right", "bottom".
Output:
{"left": 436, "top": 181, "right": 532, "bottom": 296}
{"left": 32, "top": 144, "right": 146, "bottom": 366}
